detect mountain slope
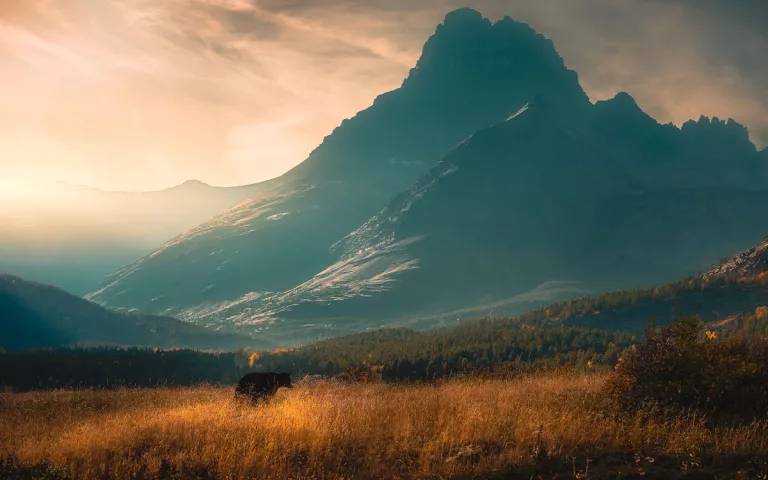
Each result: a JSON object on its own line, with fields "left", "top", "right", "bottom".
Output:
{"left": 198, "top": 95, "right": 768, "bottom": 338}
{"left": 522, "top": 237, "right": 768, "bottom": 333}
{"left": 704, "top": 237, "right": 768, "bottom": 280}
{"left": 0, "top": 275, "right": 264, "bottom": 351}
{"left": 89, "top": 9, "right": 768, "bottom": 344}
{"left": 87, "top": 9, "right": 592, "bottom": 316}
{"left": 0, "top": 180, "right": 258, "bottom": 294}
{"left": 239, "top": 240, "right": 768, "bottom": 381}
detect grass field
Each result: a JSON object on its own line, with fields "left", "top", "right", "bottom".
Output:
{"left": 2, "top": 374, "right": 768, "bottom": 479}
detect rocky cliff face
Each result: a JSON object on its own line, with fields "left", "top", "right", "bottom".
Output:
{"left": 705, "top": 238, "right": 768, "bottom": 280}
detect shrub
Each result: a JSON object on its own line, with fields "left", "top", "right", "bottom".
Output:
{"left": 607, "top": 313, "right": 768, "bottom": 419}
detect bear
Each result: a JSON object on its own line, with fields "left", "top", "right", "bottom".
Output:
{"left": 235, "top": 372, "right": 292, "bottom": 403}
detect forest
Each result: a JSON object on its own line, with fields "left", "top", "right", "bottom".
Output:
{"left": 0, "top": 321, "right": 632, "bottom": 390}
{"left": 0, "top": 348, "right": 242, "bottom": 392}
{"left": 514, "top": 270, "right": 768, "bottom": 325}
{"left": 4, "top": 300, "right": 768, "bottom": 391}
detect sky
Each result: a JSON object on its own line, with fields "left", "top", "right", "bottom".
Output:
{"left": 1, "top": 0, "right": 767, "bottom": 192}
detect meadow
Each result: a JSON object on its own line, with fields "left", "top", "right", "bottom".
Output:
{"left": 3, "top": 373, "right": 768, "bottom": 479}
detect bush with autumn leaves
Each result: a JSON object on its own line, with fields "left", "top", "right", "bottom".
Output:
{"left": 607, "top": 311, "right": 768, "bottom": 419}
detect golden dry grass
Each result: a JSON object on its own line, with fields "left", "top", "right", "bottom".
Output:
{"left": 2, "top": 374, "right": 768, "bottom": 479}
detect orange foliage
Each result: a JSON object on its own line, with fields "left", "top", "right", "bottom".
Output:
{"left": 269, "top": 348, "right": 295, "bottom": 356}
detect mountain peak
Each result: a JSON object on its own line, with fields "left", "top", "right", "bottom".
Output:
{"left": 593, "top": 92, "right": 657, "bottom": 128}
{"left": 401, "top": 10, "right": 589, "bottom": 106}
{"left": 611, "top": 91, "right": 639, "bottom": 107}
{"left": 594, "top": 92, "right": 643, "bottom": 112}
{"left": 683, "top": 115, "right": 749, "bottom": 134}
{"left": 176, "top": 179, "right": 210, "bottom": 189}
{"left": 441, "top": 8, "right": 490, "bottom": 29}
{"left": 681, "top": 115, "right": 756, "bottom": 154}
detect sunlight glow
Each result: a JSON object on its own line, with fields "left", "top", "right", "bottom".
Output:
{"left": 0, "top": 180, "right": 44, "bottom": 202}
{"left": 2, "top": 1, "right": 765, "bottom": 192}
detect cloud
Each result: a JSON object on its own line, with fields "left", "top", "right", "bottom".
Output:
{"left": 0, "top": 0, "right": 414, "bottom": 190}
{"left": 1, "top": 0, "right": 766, "bottom": 192}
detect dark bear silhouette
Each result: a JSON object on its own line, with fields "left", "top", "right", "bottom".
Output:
{"left": 235, "top": 372, "right": 292, "bottom": 402}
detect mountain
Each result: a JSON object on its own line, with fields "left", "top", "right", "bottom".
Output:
{"left": 0, "top": 180, "right": 258, "bottom": 294}
{"left": 87, "top": 9, "right": 591, "bottom": 317}
{"left": 704, "top": 237, "right": 768, "bottom": 280}
{"left": 0, "top": 274, "right": 265, "bottom": 351}
{"left": 89, "top": 9, "right": 768, "bottom": 344}
{"left": 194, "top": 94, "right": 768, "bottom": 339}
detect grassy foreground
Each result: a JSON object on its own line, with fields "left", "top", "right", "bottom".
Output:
{"left": 2, "top": 374, "right": 768, "bottom": 479}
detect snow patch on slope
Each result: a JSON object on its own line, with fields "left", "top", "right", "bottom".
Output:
{"left": 506, "top": 103, "right": 530, "bottom": 121}
{"left": 180, "top": 236, "right": 426, "bottom": 328}
{"left": 86, "top": 185, "right": 313, "bottom": 304}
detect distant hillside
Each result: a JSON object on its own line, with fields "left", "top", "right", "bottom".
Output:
{"left": 508, "top": 238, "right": 768, "bottom": 332}
{"left": 0, "top": 275, "right": 266, "bottom": 351}
{"left": 251, "top": 300, "right": 768, "bottom": 382}
{"left": 0, "top": 180, "right": 258, "bottom": 294}
{"left": 254, "top": 322, "right": 634, "bottom": 382}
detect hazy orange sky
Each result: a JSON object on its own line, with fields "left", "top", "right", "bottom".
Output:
{"left": 2, "top": 0, "right": 767, "bottom": 192}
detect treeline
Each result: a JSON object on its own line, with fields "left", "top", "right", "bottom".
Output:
{"left": 253, "top": 320, "right": 636, "bottom": 381}
{"left": 0, "top": 347, "right": 250, "bottom": 392}
{"left": 1, "top": 322, "right": 635, "bottom": 390}
{"left": 515, "top": 271, "right": 768, "bottom": 325}
{"left": 253, "top": 301, "right": 768, "bottom": 382}
{"left": 4, "top": 300, "right": 767, "bottom": 392}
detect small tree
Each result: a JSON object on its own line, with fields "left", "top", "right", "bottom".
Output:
{"left": 248, "top": 352, "right": 260, "bottom": 368}
{"left": 233, "top": 348, "right": 252, "bottom": 375}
